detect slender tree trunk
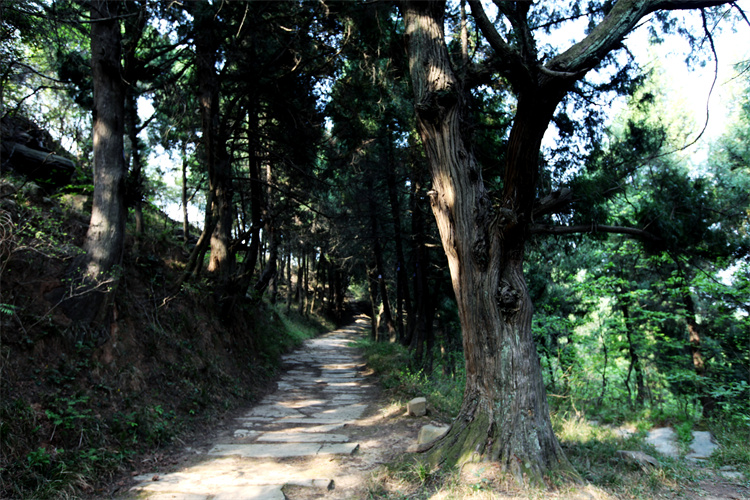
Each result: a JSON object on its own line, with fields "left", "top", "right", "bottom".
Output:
{"left": 63, "top": 0, "right": 126, "bottom": 325}
{"left": 234, "top": 140, "right": 263, "bottom": 297}
{"left": 250, "top": 160, "right": 278, "bottom": 306}
{"left": 402, "top": 2, "right": 573, "bottom": 482}
{"left": 682, "top": 291, "right": 715, "bottom": 416}
{"left": 124, "top": 92, "right": 144, "bottom": 239}
{"left": 367, "top": 267, "right": 379, "bottom": 340}
{"left": 121, "top": 5, "right": 147, "bottom": 240}
{"left": 191, "top": 2, "right": 234, "bottom": 282}
{"left": 620, "top": 300, "right": 646, "bottom": 408}
{"left": 409, "top": 176, "right": 435, "bottom": 367}
{"left": 384, "top": 125, "right": 411, "bottom": 343}
{"left": 367, "top": 186, "right": 396, "bottom": 340}
{"left": 599, "top": 329, "right": 608, "bottom": 406}
{"left": 181, "top": 141, "right": 190, "bottom": 244}
{"left": 333, "top": 266, "right": 346, "bottom": 323}
{"left": 286, "top": 247, "right": 293, "bottom": 313}
{"left": 296, "top": 252, "right": 304, "bottom": 314}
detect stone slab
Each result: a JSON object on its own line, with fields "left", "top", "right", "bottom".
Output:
{"left": 212, "top": 485, "right": 284, "bottom": 500}
{"left": 286, "top": 478, "right": 334, "bottom": 489}
{"left": 207, "top": 442, "right": 358, "bottom": 458}
{"left": 418, "top": 424, "right": 450, "bottom": 445}
{"left": 245, "top": 405, "right": 304, "bottom": 418}
{"left": 136, "top": 493, "right": 208, "bottom": 500}
{"left": 234, "top": 429, "right": 260, "bottom": 438}
{"left": 272, "top": 423, "right": 346, "bottom": 433}
{"left": 687, "top": 430, "right": 718, "bottom": 460}
{"left": 331, "top": 394, "right": 363, "bottom": 402}
{"left": 311, "top": 404, "right": 367, "bottom": 421}
{"left": 275, "top": 417, "right": 358, "bottom": 425}
{"left": 265, "top": 399, "right": 328, "bottom": 409}
{"left": 256, "top": 432, "right": 349, "bottom": 443}
{"left": 236, "top": 417, "right": 275, "bottom": 423}
{"left": 408, "top": 397, "right": 427, "bottom": 417}
{"left": 646, "top": 427, "right": 679, "bottom": 458}
{"left": 208, "top": 443, "right": 322, "bottom": 458}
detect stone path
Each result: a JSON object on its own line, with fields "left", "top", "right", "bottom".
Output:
{"left": 645, "top": 427, "right": 719, "bottom": 461}
{"left": 128, "top": 317, "right": 374, "bottom": 500}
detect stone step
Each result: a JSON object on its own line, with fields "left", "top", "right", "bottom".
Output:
{"left": 256, "top": 432, "right": 349, "bottom": 443}
{"left": 208, "top": 442, "right": 359, "bottom": 458}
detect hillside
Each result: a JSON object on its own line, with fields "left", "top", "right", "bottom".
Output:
{"left": 0, "top": 171, "right": 337, "bottom": 498}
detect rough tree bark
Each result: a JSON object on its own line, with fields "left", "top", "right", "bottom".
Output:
{"left": 63, "top": 0, "right": 126, "bottom": 325}
{"left": 402, "top": 2, "right": 570, "bottom": 481}
{"left": 401, "top": 0, "right": 732, "bottom": 483}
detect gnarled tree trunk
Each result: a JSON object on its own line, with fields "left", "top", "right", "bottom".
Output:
{"left": 402, "top": 1, "right": 573, "bottom": 483}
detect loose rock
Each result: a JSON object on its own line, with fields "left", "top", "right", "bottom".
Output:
{"left": 407, "top": 397, "right": 427, "bottom": 417}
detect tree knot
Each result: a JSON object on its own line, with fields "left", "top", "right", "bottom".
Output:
{"left": 496, "top": 280, "right": 520, "bottom": 315}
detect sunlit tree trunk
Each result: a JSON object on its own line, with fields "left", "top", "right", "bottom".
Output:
{"left": 64, "top": 0, "right": 126, "bottom": 325}
{"left": 181, "top": 141, "right": 190, "bottom": 244}
{"left": 402, "top": 1, "right": 573, "bottom": 482}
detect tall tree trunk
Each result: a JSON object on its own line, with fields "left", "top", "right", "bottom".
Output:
{"left": 249, "top": 160, "right": 278, "bottom": 306}
{"left": 181, "top": 141, "right": 190, "bottom": 244}
{"left": 367, "top": 185, "right": 396, "bottom": 340}
{"left": 385, "top": 126, "right": 411, "bottom": 344}
{"left": 63, "top": 0, "right": 126, "bottom": 325}
{"left": 234, "top": 138, "right": 263, "bottom": 298}
{"left": 124, "top": 92, "right": 144, "bottom": 239}
{"left": 409, "top": 176, "right": 435, "bottom": 367}
{"left": 402, "top": 1, "right": 573, "bottom": 482}
{"left": 367, "top": 267, "right": 379, "bottom": 340}
{"left": 286, "top": 247, "right": 293, "bottom": 313}
{"left": 191, "top": 2, "right": 234, "bottom": 283}
{"left": 333, "top": 266, "right": 346, "bottom": 323}
{"left": 682, "top": 290, "right": 715, "bottom": 416}
{"left": 620, "top": 300, "right": 646, "bottom": 408}
{"left": 296, "top": 251, "right": 304, "bottom": 314}
{"left": 121, "top": 3, "right": 147, "bottom": 240}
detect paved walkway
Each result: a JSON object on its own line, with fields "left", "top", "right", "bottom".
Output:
{"left": 128, "top": 317, "right": 374, "bottom": 500}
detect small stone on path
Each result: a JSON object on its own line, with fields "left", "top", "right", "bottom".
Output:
{"left": 407, "top": 397, "right": 427, "bottom": 417}
{"left": 418, "top": 424, "right": 449, "bottom": 445}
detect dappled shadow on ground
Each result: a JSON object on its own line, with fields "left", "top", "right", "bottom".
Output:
{"left": 114, "top": 316, "right": 423, "bottom": 499}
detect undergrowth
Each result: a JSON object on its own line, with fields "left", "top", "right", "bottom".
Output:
{"left": 359, "top": 338, "right": 750, "bottom": 499}
{"left": 355, "top": 338, "right": 465, "bottom": 419}
{"left": 0, "top": 184, "right": 336, "bottom": 499}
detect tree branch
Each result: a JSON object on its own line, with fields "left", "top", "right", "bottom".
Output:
{"left": 532, "top": 188, "right": 573, "bottom": 219}
{"left": 545, "top": 0, "right": 734, "bottom": 84}
{"left": 467, "top": 0, "right": 531, "bottom": 89}
{"left": 530, "top": 223, "right": 661, "bottom": 242}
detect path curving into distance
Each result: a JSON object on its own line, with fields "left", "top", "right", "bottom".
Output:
{"left": 127, "top": 316, "right": 375, "bottom": 500}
